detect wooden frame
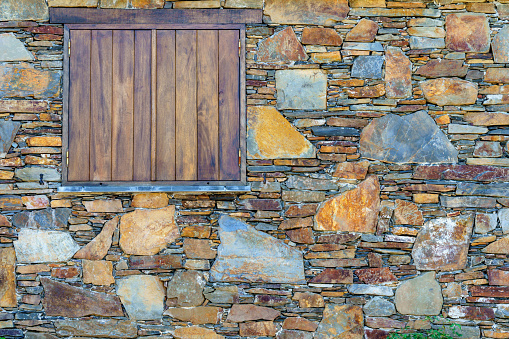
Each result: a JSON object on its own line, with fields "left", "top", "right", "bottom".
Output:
{"left": 61, "top": 23, "right": 248, "bottom": 191}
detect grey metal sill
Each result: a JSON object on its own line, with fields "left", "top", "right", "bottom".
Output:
{"left": 58, "top": 185, "right": 251, "bottom": 193}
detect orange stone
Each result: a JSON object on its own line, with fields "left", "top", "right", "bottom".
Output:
{"left": 131, "top": 193, "right": 168, "bottom": 209}
{"left": 0, "top": 247, "right": 16, "bottom": 307}
{"left": 346, "top": 84, "right": 385, "bottom": 98}
{"left": 257, "top": 27, "right": 307, "bottom": 64}
{"left": 385, "top": 46, "right": 412, "bottom": 99}
{"left": 393, "top": 199, "right": 424, "bottom": 225}
{"left": 173, "top": 326, "right": 224, "bottom": 339}
{"left": 282, "top": 317, "right": 318, "bottom": 332}
{"left": 345, "top": 18, "right": 379, "bottom": 42}
{"left": 0, "top": 157, "right": 22, "bottom": 167}
{"left": 333, "top": 160, "right": 370, "bottom": 180}
{"left": 0, "top": 171, "right": 14, "bottom": 180}
{"left": 301, "top": 27, "right": 343, "bottom": 46}
{"left": 482, "top": 236, "right": 509, "bottom": 254}
{"left": 293, "top": 292, "right": 324, "bottom": 308}
{"left": 264, "top": 0, "right": 349, "bottom": 26}
{"left": 26, "top": 136, "right": 61, "bottom": 147}
{"left": 310, "top": 51, "right": 342, "bottom": 63}
{"left": 24, "top": 155, "right": 58, "bottom": 165}
{"left": 82, "top": 260, "right": 115, "bottom": 286}
{"left": 21, "top": 195, "right": 50, "bottom": 210}
{"left": 464, "top": 112, "right": 509, "bottom": 126}
{"left": 484, "top": 68, "right": 509, "bottom": 84}
{"left": 420, "top": 78, "right": 478, "bottom": 106}
{"left": 74, "top": 217, "right": 118, "bottom": 260}
{"left": 413, "top": 193, "right": 439, "bottom": 204}
{"left": 165, "top": 307, "right": 222, "bottom": 325}
{"left": 349, "top": 0, "right": 386, "bottom": 7}
{"left": 239, "top": 321, "right": 277, "bottom": 337}
{"left": 445, "top": 13, "right": 490, "bottom": 52}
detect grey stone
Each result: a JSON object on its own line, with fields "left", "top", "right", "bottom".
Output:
{"left": 12, "top": 208, "right": 71, "bottom": 229}
{"left": 409, "top": 37, "right": 445, "bottom": 49}
{"left": 277, "top": 330, "right": 313, "bottom": 339}
{"left": 360, "top": 111, "right": 458, "bottom": 164}
{"left": 351, "top": 55, "right": 384, "bottom": 79}
{"left": 315, "top": 304, "right": 364, "bottom": 339}
{"left": 24, "top": 333, "right": 59, "bottom": 339}
{"left": 456, "top": 182, "right": 509, "bottom": 197}
{"left": 310, "top": 126, "right": 360, "bottom": 136}
{"left": 116, "top": 275, "right": 166, "bottom": 320}
{"left": 395, "top": 272, "right": 443, "bottom": 315}
{"left": 247, "top": 165, "right": 291, "bottom": 172}
{"left": 0, "top": 0, "right": 48, "bottom": 21}
{"left": 14, "top": 229, "right": 80, "bottom": 263}
{"left": 448, "top": 124, "right": 488, "bottom": 134}
{"left": 286, "top": 175, "right": 338, "bottom": 191}
{"left": 440, "top": 326, "right": 480, "bottom": 339}
{"left": 348, "top": 284, "right": 394, "bottom": 296}
{"left": 408, "top": 18, "right": 444, "bottom": 26}
{"left": 499, "top": 209, "right": 509, "bottom": 234}
{"left": 204, "top": 286, "right": 239, "bottom": 304}
{"left": 475, "top": 213, "right": 497, "bottom": 234}
{"left": 55, "top": 319, "right": 137, "bottom": 338}
{"left": 166, "top": 270, "right": 206, "bottom": 307}
{"left": 493, "top": 25, "right": 509, "bottom": 64}
{"left": 282, "top": 190, "right": 325, "bottom": 202}
{"left": 0, "top": 120, "right": 20, "bottom": 155}
{"left": 349, "top": 8, "right": 440, "bottom": 17}
{"left": 343, "top": 42, "right": 384, "bottom": 51}
{"left": 441, "top": 196, "right": 497, "bottom": 208}
{"left": 210, "top": 215, "right": 305, "bottom": 283}
{"left": 15, "top": 167, "right": 60, "bottom": 182}
{"left": 276, "top": 69, "right": 327, "bottom": 110}
{"left": 363, "top": 297, "right": 396, "bottom": 316}
{"left": 250, "top": 181, "right": 281, "bottom": 192}
{"left": 0, "top": 33, "right": 33, "bottom": 62}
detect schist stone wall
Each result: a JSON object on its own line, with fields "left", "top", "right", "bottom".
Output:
{"left": 0, "top": 0, "right": 509, "bottom": 338}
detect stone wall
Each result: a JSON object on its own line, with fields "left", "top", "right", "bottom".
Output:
{"left": 0, "top": 0, "right": 508, "bottom": 338}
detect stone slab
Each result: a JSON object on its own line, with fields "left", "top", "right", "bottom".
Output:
{"left": 276, "top": 69, "right": 327, "bottom": 110}
{"left": 315, "top": 304, "right": 364, "bottom": 339}
{"left": 264, "top": 0, "right": 349, "bottom": 26}
{"left": 257, "top": 27, "right": 307, "bottom": 64}
{"left": 14, "top": 229, "right": 80, "bottom": 263}
{"left": 0, "top": 248, "right": 16, "bottom": 307}
{"left": 116, "top": 275, "right": 166, "bottom": 320}
{"left": 0, "top": 63, "right": 60, "bottom": 99}
{"left": 0, "top": 33, "right": 33, "bottom": 61}
{"left": 446, "top": 13, "right": 490, "bottom": 53}
{"left": 421, "top": 78, "right": 478, "bottom": 106}
{"left": 493, "top": 25, "right": 509, "bottom": 63}
{"left": 55, "top": 319, "right": 137, "bottom": 338}
{"left": 0, "top": 0, "right": 48, "bottom": 21}
{"left": 385, "top": 46, "right": 412, "bottom": 99}
{"left": 395, "top": 272, "right": 443, "bottom": 315}
{"left": 345, "top": 19, "right": 379, "bottom": 42}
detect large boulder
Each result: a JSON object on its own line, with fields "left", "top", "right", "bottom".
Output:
{"left": 395, "top": 272, "right": 443, "bottom": 315}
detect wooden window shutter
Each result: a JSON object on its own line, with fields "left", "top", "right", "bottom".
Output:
{"left": 66, "top": 27, "right": 242, "bottom": 185}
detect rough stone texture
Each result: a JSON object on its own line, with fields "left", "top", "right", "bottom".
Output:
{"left": 301, "top": 27, "right": 342, "bottom": 46}
{"left": 247, "top": 106, "right": 316, "bottom": 159}
{"left": 484, "top": 68, "right": 509, "bottom": 83}
{"left": 82, "top": 260, "right": 115, "bottom": 286}
{"left": 360, "top": 111, "right": 458, "bottom": 164}
{"left": 0, "top": 63, "right": 60, "bottom": 99}
{"left": 204, "top": 286, "right": 239, "bottom": 304}
{"left": 14, "top": 229, "right": 80, "bottom": 263}
{"left": 166, "top": 270, "right": 206, "bottom": 307}
{"left": 500, "top": 209, "right": 509, "bottom": 234}
{"left": 395, "top": 272, "right": 443, "bottom": 315}
{"left": 0, "top": 248, "right": 16, "bottom": 307}
{"left": 165, "top": 307, "right": 222, "bottom": 325}
{"left": 409, "top": 37, "right": 445, "bottom": 50}
{"left": 0, "top": 33, "right": 33, "bottom": 61}
{"left": 173, "top": 326, "right": 225, "bottom": 339}
{"left": 473, "top": 141, "right": 503, "bottom": 157}
{"left": 309, "top": 268, "right": 353, "bottom": 284}
{"left": 413, "top": 164, "right": 509, "bottom": 182}
{"left": 412, "top": 214, "right": 474, "bottom": 271}
{"left": 210, "top": 216, "right": 305, "bottom": 283}
{"left": 83, "top": 199, "right": 123, "bottom": 212}
{"left": 385, "top": 47, "right": 412, "bottom": 99}
{"left": 351, "top": 56, "right": 384, "bottom": 79}
{"left": 475, "top": 213, "right": 497, "bottom": 234}
{"left": 354, "top": 267, "right": 397, "bottom": 284}
{"left": 446, "top": 13, "right": 490, "bottom": 52}
{"left": 226, "top": 304, "right": 280, "bottom": 322}
{"left": 345, "top": 18, "right": 379, "bottom": 42}
{"left": 48, "top": 0, "right": 99, "bottom": 6}
{"left": 15, "top": 167, "right": 60, "bottom": 182}
{"left": 420, "top": 78, "right": 478, "bottom": 106}
{"left": 41, "top": 278, "right": 124, "bottom": 317}
{"left": 183, "top": 238, "right": 216, "bottom": 259}
{"left": 74, "top": 217, "right": 118, "bottom": 260}
{"left": 488, "top": 269, "right": 509, "bottom": 286}
{"left": 0, "top": 120, "right": 20, "bottom": 155}
{"left": 333, "top": 160, "right": 370, "bottom": 180}
{"left": 393, "top": 199, "right": 424, "bottom": 225}
{"left": 116, "top": 275, "right": 166, "bottom": 320}
{"left": 119, "top": 206, "right": 179, "bottom": 255}
{"left": 276, "top": 69, "right": 327, "bottom": 110}
{"left": 131, "top": 193, "right": 168, "bottom": 208}
{"left": 101, "top": 0, "right": 165, "bottom": 8}
{"left": 0, "top": 0, "right": 48, "bottom": 21}
{"left": 239, "top": 321, "right": 277, "bottom": 337}
{"left": 283, "top": 317, "right": 318, "bottom": 332}
{"left": 264, "top": 0, "right": 349, "bottom": 26}
{"left": 493, "top": 25, "right": 509, "bottom": 63}
{"left": 314, "top": 176, "right": 380, "bottom": 233}
{"left": 364, "top": 297, "right": 396, "bottom": 317}
{"left": 315, "top": 304, "right": 364, "bottom": 339}
{"left": 257, "top": 27, "right": 307, "bottom": 64}
{"left": 415, "top": 59, "right": 468, "bottom": 78}
{"left": 55, "top": 320, "right": 137, "bottom": 338}
{"left": 13, "top": 208, "right": 70, "bottom": 230}
{"left": 129, "top": 255, "right": 183, "bottom": 269}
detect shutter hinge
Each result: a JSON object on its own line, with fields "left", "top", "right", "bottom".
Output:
{"left": 68, "top": 39, "right": 71, "bottom": 57}
{"left": 66, "top": 150, "right": 69, "bottom": 166}
{"left": 238, "top": 149, "right": 241, "bottom": 166}
{"left": 238, "top": 39, "right": 241, "bottom": 57}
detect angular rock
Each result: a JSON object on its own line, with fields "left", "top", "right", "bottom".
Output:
{"left": 83, "top": 199, "right": 122, "bottom": 212}
{"left": 293, "top": 292, "right": 324, "bottom": 308}
{"left": 210, "top": 215, "right": 305, "bottom": 283}
{"left": 385, "top": 47, "right": 412, "bottom": 99}
{"left": 351, "top": 55, "right": 384, "bottom": 79}
{"left": 276, "top": 69, "right": 327, "bottom": 110}
{"left": 204, "top": 285, "right": 239, "bottom": 304}
{"left": 0, "top": 33, "right": 33, "bottom": 61}
{"left": 409, "top": 37, "right": 445, "bottom": 50}
{"left": 360, "top": 111, "right": 458, "bottom": 164}
{"left": 283, "top": 317, "right": 318, "bottom": 332}
{"left": 264, "top": 0, "right": 349, "bottom": 26}
{"left": 129, "top": 254, "right": 183, "bottom": 269}
{"left": 22, "top": 195, "right": 49, "bottom": 210}
{"left": 0, "top": 0, "right": 48, "bottom": 21}
{"left": 421, "top": 78, "right": 478, "bottom": 106}
{"left": 314, "top": 176, "right": 380, "bottom": 233}
{"left": 286, "top": 227, "right": 314, "bottom": 244}
{"left": 165, "top": 307, "right": 222, "bottom": 324}
{"left": 131, "top": 193, "right": 168, "bottom": 208}
{"left": 473, "top": 141, "right": 503, "bottom": 157}
{"left": 456, "top": 182, "right": 509, "bottom": 197}
{"left": 166, "top": 270, "right": 206, "bottom": 307}
{"left": 0, "top": 248, "right": 16, "bottom": 307}
{"left": 488, "top": 269, "right": 509, "bottom": 286}
{"left": 395, "top": 272, "right": 442, "bottom": 316}
{"left": 116, "top": 275, "right": 166, "bottom": 320}
{"left": 286, "top": 175, "right": 337, "bottom": 191}
{"left": 415, "top": 59, "right": 468, "bottom": 78}
{"left": 393, "top": 199, "right": 423, "bottom": 226}
{"left": 412, "top": 214, "right": 474, "bottom": 271}
{"left": 333, "top": 161, "right": 370, "bottom": 180}
{"left": 364, "top": 297, "right": 396, "bottom": 317}
{"left": 310, "top": 51, "right": 342, "bottom": 63}
{"left": 345, "top": 18, "right": 379, "bottom": 42}
{"left": 74, "top": 217, "right": 118, "bottom": 260}
{"left": 226, "top": 304, "right": 280, "bottom": 322}
{"left": 413, "top": 164, "right": 509, "bottom": 181}
{"left": 0, "top": 120, "right": 20, "bottom": 155}
{"left": 14, "top": 229, "right": 80, "bottom": 263}
{"left": 484, "top": 68, "right": 509, "bottom": 83}
{"left": 0, "top": 63, "right": 60, "bottom": 99}
{"left": 173, "top": 326, "right": 224, "bottom": 339}
{"left": 41, "top": 278, "right": 124, "bottom": 317}
{"left": 446, "top": 13, "right": 490, "bottom": 53}
{"left": 475, "top": 213, "right": 497, "bottom": 234}
{"left": 240, "top": 198, "right": 282, "bottom": 211}
{"left": 12, "top": 208, "right": 71, "bottom": 230}
{"left": 239, "top": 321, "right": 277, "bottom": 337}
{"left": 301, "top": 27, "right": 342, "bottom": 46}
{"left": 408, "top": 26, "right": 445, "bottom": 38}
{"left": 15, "top": 167, "right": 59, "bottom": 182}
{"left": 493, "top": 25, "right": 509, "bottom": 63}
{"left": 247, "top": 106, "right": 316, "bottom": 159}
{"left": 55, "top": 319, "right": 137, "bottom": 338}
{"left": 257, "top": 27, "right": 307, "bottom": 64}
{"left": 119, "top": 206, "right": 179, "bottom": 255}
{"left": 315, "top": 304, "right": 364, "bottom": 339}
{"left": 183, "top": 238, "right": 216, "bottom": 259}
{"left": 82, "top": 260, "right": 114, "bottom": 286}
{"left": 354, "top": 267, "right": 397, "bottom": 284}
{"left": 309, "top": 268, "right": 353, "bottom": 284}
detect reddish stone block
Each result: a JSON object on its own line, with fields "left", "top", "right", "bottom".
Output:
{"left": 446, "top": 13, "right": 490, "bottom": 52}
{"left": 316, "top": 233, "right": 360, "bottom": 244}
{"left": 354, "top": 267, "right": 398, "bottom": 284}
{"left": 240, "top": 199, "right": 282, "bottom": 211}
{"left": 488, "top": 270, "right": 509, "bottom": 286}
{"left": 449, "top": 305, "right": 495, "bottom": 320}
{"left": 51, "top": 267, "right": 80, "bottom": 279}
{"left": 286, "top": 227, "right": 314, "bottom": 244}
{"left": 129, "top": 255, "right": 183, "bottom": 269}
{"left": 285, "top": 203, "right": 318, "bottom": 217}
{"left": 309, "top": 268, "right": 353, "bottom": 284}
{"left": 470, "top": 285, "right": 509, "bottom": 297}
{"left": 413, "top": 165, "right": 509, "bottom": 182}
{"left": 301, "top": 27, "right": 343, "bottom": 46}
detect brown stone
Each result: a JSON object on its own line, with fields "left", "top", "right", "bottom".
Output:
{"left": 74, "top": 217, "right": 118, "bottom": 260}
{"left": 0, "top": 157, "right": 22, "bottom": 167}
{"left": 393, "top": 199, "right": 424, "bottom": 225}
{"left": 413, "top": 164, "right": 509, "bottom": 182}
{"left": 385, "top": 47, "right": 412, "bottom": 99}
{"left": 354, "top": 267, "right": 397, "bottom": 284}
{"left": 21, "top": 195, "right": 49, "bottom": 210}
{"left": 41, "top": 278, "right": 123, "bottom": 317}
{"left": 301, "top": 27, "right": 342, "bottom": 46}
{"left": 310, "top": 51, "right": 342, "bottom": 63}
{"left": 286, "top": 227, "right": 314, "bottom": 244}
{"left": 257, "top": 27, "right": 307, "bottom": 64}
{"left": 264, "top": 0, "right": 349, "bottom": 26}
{"left": 345, "top": 18, "right": 379, "bottom": 42}
{"left": 164, "top": 307, "right": 222, "bottom": 324}
{"left": 181, "top": 226, "right": 211, "bottom": 238}
{"left": 293, "top": 292, "right": 324, "bottom": 308}
{"left": 317, "top": 233, "right": 360, "bottom": 244}
{"left": 226, "top": 304, "right": 280, "bottom": 322}
{"left": 283, "top": 317, "right": 318, "bottom": 332}
{"left": 327, "top": 117, "right": 369, "bottom": 128}
{"left": 100, "top": 0, "right": 164, "bottom": 8}
{"left": 279, "top": 217, "right": 313, "bottom": 230}
{"left": 366, "top": 317, "right": 405, "bottom": 329}
{"left": 346, "top": 84, "right": 385, "bottom": 98}
{"left": 129, "top": 254, "right": 183, "bottom": 269}
{"left": 470, "top": 285, "right": 509, "bottom": 298}
{"left": 0, "top": 215, "right": 10, "bottom": 227}
{"left": 131, "top": 193, "right": 168, "bottom": 208}
{"left": 55, "top": 319, "right": 137, "bottom": 338}
{"left": 421, "top": 77, "right": 478, "bottom": 106}
{"left": 51, "top": 267, "right": 79, "bottom": 279}
{"left": 314, "top": 176, "right": 380, "bottom": 233}
{"left": 315, "top": 304, "right": 364, "bottom": 338}
{"left": 83, "top": 199, "right": 123, "bottom": 213}
{"left": 0, "top": 248, "right": 16, "bottom": 307}
{"left": 465, "top": 112, "right": 509, "bottom": 126}
{"left": 488, "top": 270, "right": 509, "bottom": 286}
{"left": 0, "top": 63, "right": 59, "bottom": 98}
{"left": 119, "top": 206, "right": 179, "bottom": 255}
{"left": 484, "top": 68, "right": 509, "bottom": 83}
{"left": 285, "top": 204, "right": 318, "bottom": 217}
{"left": 17, "top": 264, "right": 49, "bottom": 274}
{"left": 166, "top": 270, "right": 206, "bottom": 307}
{"left": 0, "top": 100, "right": 47, "bottom": 113}
{"left": 26, "top": 136, "right": 61, "bottom": 147}
{"left": 82, "top": 260, "right": 114, "bottom": 286}
{"left": 446, "top": 13, "right": 490, "bottom": 52}
{"left": 239, "top": 321, "right": 277, "bottom": 337}
{"left": 173, "top": 326, "right": 224, "bottom": 339}
{"left": 333, "top": 161, "right": 370, "bottom": 180}
{"left": 183, "top": 238, "right": 216, "bottom": 259}
{"left": 350, "top": 0, "right": 385, "bottom": 7}
{"left": 48, "top": 0, "right": 98, "bottom": 6}
{"left": 309, "top": 268, "right": 354, "bottom": 284}
{"left": 415, "top": 59, "right": 468, "bottom": 78}
{"left": 482, "top": 236, "right": 509, "bottom": 254}
{"left": 449, "top": 306, "right": 495, "bottom": 320}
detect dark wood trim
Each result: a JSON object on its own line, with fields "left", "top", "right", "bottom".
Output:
{"left": 66, "top": 23, "right": 245, "bottom": 30}
{"left": 50, "top": 8, "right": 262, "bottom": 24}
{"left": 64, "top": 180, "right": 247, "bottom": 187}
{"left": 62, "top": 26, "right": 70, "bottom": 184}
{"left": 239, "top": 25, "right": 247, "bottom": 185}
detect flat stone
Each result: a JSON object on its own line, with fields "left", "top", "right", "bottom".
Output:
{"left": 473, "top": 141, "right": 503, "bottom": 157}
{"left": 173, "top": 326, "right": 224, "bottom": 339}
{"left": 488, "top": 269, "right": 509, "bottom": 286}
{"left": 395, "top": 272, "right": 442, "bottom": 315}
{"left": 0, "top": 248, "right": 15, "bottom": 307}
{"left": 224, "top": 0, "right": 263, "bottom": 8}
{"left": 283, "top": 317, "right": 318, "bottom": 332}
{"left": 315, "top": 304, "right": 364, "bottom": 339}
{"left": 183, "top": 238, "right": 216, "bottom": 259}
{"left": 0, "top": 33, "right": 33, "bottom": 61}
{"left": 354, "top": 267, "right": 397, "bottom": 284}
{"left": 42, "top": 278, "right": 123, "bottom": 317}
{"left": 415, "top": 59, "right": 468, "bottom": 78}
{"left": 343, "top": 42, "right": 383, "bottom": 51}
{"left": 413, "top": 164, "right": 509, "bottom": 181}
{"left": 203, "top": 285, "right": 239, "bottom": 303}
{"left": 48, "top": 0, "right": 98, "bottom": 6}
{"left": 333, "top": 161, "right": 370, "bottom": 180}
{"left": 309, "top": 268, "right": 353, "bottom": 284}
{"left": 349, "top": 8, "right": 440, "bottom": 17}
{"left": 393, "top": 199, "right": 423, "bottom": 226}
{"left": 0, "top": 100, "right": 47, "bottom": 113}
{"left": 55, "top": 319, "right": 137, "bottom": 338}
{"left": 360, "top": 110, "right": 458, "bottom": 163}
{"left": 13, "top": 208, "right": 71, "bottom": 230}
{"left": 310, "top": 51, "right": 342, "bottom": 63}
{"left": 456, "top": 182, "right": 509, "bottom": 197}
{"left": 226, "top": 304, "right": 280, "bottom": 322}
{"left": 257, "top": 27, "right": 307, "bottom": 64}
{"left": 409, "top": 36, "right": 445, "bottom": 50}
{"left": 264, "top": 0, "right": 349, "bottom": 26}
{"left": 0, "top": 120, "right": 20, "bottom": 155}
{"left": 314, "top": 176, "right": 380, "bottom": 233}
{"left": 247, "top": 106, "right": 316, "bottom": 159}
{"left": 129, "top": 254, "right": 183, "bottom": 269}
{"left": 449, "top": 306, "right": 495, "bottom": 320}
{"left": 14, "top": 229, "right": 79, "bottom": 263}
{"left": 500, "top": 209, "right": 509, "bottom": 234}
{"left": 301, "top": 27, "right": 342, "bottom": 46}
{"left": 350, "top": 0, "right": 385, "bottom": 7}
{"left": 311, "top": 126, "right": 360, "bottom": 136}
{"left": 408, "top": 26, "right": 445, "bottom": 38}
{"left": 421, "top": 78, "right": 478, "bottom": 106}
{"left": 24, "top": 334, "right": 58, "bottom": 339}
{"left": 446, "top": 13, "right": 490, "bottom": 53}
{"left": 364, "top": 297, "right": 396, "bottom": 317}
{"left": 286, "top": 227, "right": 314, "bottom": 244}
{"left": 74, "top": 217, "right": 118, "bottom": 260}
{"left": 82, "top": 260, "right": 115, "bottom": 286}
{"left": 165, "top": 307, "right": 222, "bottom": 324}
{"left": 116, "top": 275, "right": 166, "bottom": 320}
{"left": 0, "top": 63, "right": 60, "bottom": 99}
{"left": 441, "top": 196, "right": 496, "bottom": 208}
{"left": 83, "top": 199, "right": 123, "bottom": 212}
{"left": 286, "top": 175, "right": 337, "bottom": 191}
{"left": 475, "top": 213, "right": 497, "bottom": 234}
{"left": 351, "top": 55, "right": 384, "bottom": 79}
{"left": 239, "top": 321, "right": 277, "bottom": 337}
{"left": 493, "top": 25, "right": 509, "bottom": 63}
{"left": 210, "top": 215, "right": 305, "bottom": 283}
{"left": 408, "top": 18, "right": 444, "bottom": 27}
{"left": 21, "top": 195, "right": 49, "bottom": 210}
{"left": 347, "top": 84, "right": 385, "bottom": 98}
{"left": 101, "top": 0, "right": 164, "bottom": 8}
{"left": 119, "top": 206, "right": 179, "bottom": 255}
{"left": 345, "top": 19, "right": 379, "bottom": 42}
{"left": 0, "top": 0, "right": 48, "bottom": 21}
{"left": 348, "top": 284, "right": 394, "bottom": 296}
{"left": 385, "top": 47, "right": 412, "bottom": 99}
{"left": 293, "top": 292, "right": 324, "bottom": 308}
{"left": 484, "top": 68, "right": 509, "bottom": 83}
{"left": 412, "top": 214, "right": 474, "bottom": 271}
{"left": 131, "top": 193, "right": 168, "bottom": 208}
{"left": 166, "top": 270, "right": 206, "bottom": 307}
{"left": 276, "top": 69, "right": 327, "bottom": 110}
{"left": 278, "top": 330, "right": 313, "bottom": 339}
{"left": 15, "top": 167, "right": 59, "bottom": 182}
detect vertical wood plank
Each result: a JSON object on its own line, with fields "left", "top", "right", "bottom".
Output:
{"left": 112, "top": 30, "right": 134, "bottom": 181}
{"left": 155, "top": 30, "right": 176, "bottom": 181}
{"left": 90, "top": 29, "right": 112, "bottom": 182}
{"left": 218, "top": 30, "right": 240, "bottom": 180}
{"left": 151, "top": 30, "right": 157, "bottom": 181}
{"left": 197, "top": 30, "right": 219, "bottom": 180}
{"left": 175, "top": 30, "right": 197, "bottom": 181}
{"left": 133, "top": 30, "right": 152, "bottom": 181}
{"left": 68, "top": 29, "right": 91, "bottom": 182}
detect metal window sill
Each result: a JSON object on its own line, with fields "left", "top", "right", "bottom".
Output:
{"left": 58, "top": 185, "right": 251, "bottom": 193}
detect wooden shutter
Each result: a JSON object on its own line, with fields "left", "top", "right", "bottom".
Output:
{"left": 67, "top": 28, "right": 242, "bottom": 184}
